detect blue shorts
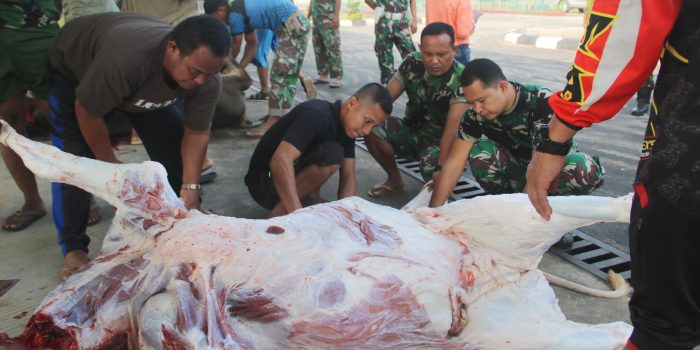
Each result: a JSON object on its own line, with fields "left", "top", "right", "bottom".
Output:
{"left": 251, "top": 29, "right": 277, "bottom": 68}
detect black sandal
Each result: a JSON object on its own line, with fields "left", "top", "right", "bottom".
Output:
{"left": 246, "top": 91, "right": 269, "bottom": 100}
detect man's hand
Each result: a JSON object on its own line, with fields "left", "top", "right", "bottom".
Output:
{"left": 333, "top": 14, "right": 340, "bottom": 28}
{"left": 179, "top": 188, "right": 201, "bottom": 210}
{"left": 410, "top": 18, "right": 417, "bottom": 34}
{"left": 524, "top": 151, "right": 566, "bottom": 221}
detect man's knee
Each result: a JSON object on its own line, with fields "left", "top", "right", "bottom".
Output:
{"left": 558, "top": 153, "right": 605, "bottom": 195}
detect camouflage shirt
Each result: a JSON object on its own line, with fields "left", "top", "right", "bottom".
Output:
{"left": 0, "top": 0, "right": 61, "bottom": 29}
{"left": 375, "top": 0, "right": 411, "bottom": 13}
{"left": 394, "top": 51, "right": 467, "bottom": 140}
{"left": 458, "top": 82, "right": 555, "bottom": 160}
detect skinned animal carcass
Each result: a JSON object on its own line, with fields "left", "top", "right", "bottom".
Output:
{"left": 0, "top": 120, "right": 632, "bottom": 349}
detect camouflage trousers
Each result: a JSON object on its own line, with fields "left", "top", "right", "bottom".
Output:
{"left": 469, "top": 139, "right": 605, "bottom": 194}
{"left": 312, "top": 15, "right": 342, "bottom": 79}
{"left": 374, "top": 17, "right": 416, "bottom": 84}
{"left": 269, "top": 12, "right": 310, "bottom": 117}
{"left": 371, "top": 116, "right": 440, "bottom": 180}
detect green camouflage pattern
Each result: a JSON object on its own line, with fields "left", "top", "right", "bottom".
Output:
{"left": 457, "top": 82, "right": 604, "bottom": 194}
{"left": 458, "top": 82, "right": 552, "bottom": 159}
{"left": 311, "top": 0, "right": 342, "bottom": 79}
{"left": 469, "top": 139, "right": 605, "bottom": 194}
{"left": 372, "top": 116, "right": 441, "bottom": 180}
{"left": 269, "top": 13, "right": 310, "bottom": 117}
{"left": 375, "top": 0, "right": 410, "bottom": 13}
{"left": 396, "top": 51, "right": 467, "bottom": 140}
{"left": 0, "top": 0, "right": 60, "bottom": 29}
{"left": 374, "top": 16, "right": 415, "bottom": 84}
{"left": 373, "top": 0, "right": 414, "bottom": 84}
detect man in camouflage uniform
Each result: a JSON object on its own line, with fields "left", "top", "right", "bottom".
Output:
{"left": 204, "top": 0, "right": 310, "bottom": 137}
{"left": 0, "top": 0, "right": 61, "bottom": 231}
{"left": 364, "top": 0, "right": 417, "bottom": 84}
{"left": 309, "top": 0, "right": 343, "bottom": 87}
{"left": 366, "top": 22, "right": 468, "bottom": 197}
{"left": 429, "top": 59, "right": 604, "bottom": 208}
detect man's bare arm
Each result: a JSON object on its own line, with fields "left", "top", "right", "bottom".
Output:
{"left": 75, "top": 99, "right": 119, "bottom": 163}
{"left": 430, "top": 138, "right": 472, "bottom": 207}
{"left": 337, "top": 157, "right": 357, "bottom": 199}
{"left": 270, "top": 141, "right": 303, "bottom": 214}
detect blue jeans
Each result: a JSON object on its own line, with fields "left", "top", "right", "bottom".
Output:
{"left": 455, "top": 44, "right": 471, "bottom": 66}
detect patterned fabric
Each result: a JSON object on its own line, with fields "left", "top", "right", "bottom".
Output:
{"left": 458, "top": 82, "right": 552, "bottom": 160}
{"left": 371, "top": 116, "right": 441, "bottom": 180}
{"left": 0, "top": 0, "right": 61, "bottom": 29}
{"left": 457, "top": 82, "right": 604, "bottom": 194}
{"left": 395, "top": 51, "right": 467, "bottom": 140}
{"left": 268, "top": 12, "right": 310, "bottom": 117}
{"left": 469, "top": 138, "right": 604, "bottom": 194}
{"left": 228, "top": 0, "right": 297, "bottom": 34}
{"left": 375, "top": 0, "right": 410, "bottom": 13}
{"left": 374, "top": 15, "right": 415, "bottom": 84}
{"left": 311, "top": 0, "right": 342, "bottom": 79}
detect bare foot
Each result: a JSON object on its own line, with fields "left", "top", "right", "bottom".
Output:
{"left": 60, "top": 250, "right": 89, "bottom": 281}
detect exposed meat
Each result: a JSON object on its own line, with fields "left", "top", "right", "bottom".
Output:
{"left": 0, "top": 120, "right": 632, "bottom": 349}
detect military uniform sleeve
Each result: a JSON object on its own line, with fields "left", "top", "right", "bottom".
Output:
{"left": 457, "top": 110, "right": 482, "bottom": 144}
{"left": 548, "top": 0, "right": 681, "bottom": 129}
{"left": 393, "top": 53, "right": 417, "bottom": 89}
{"left": 75, "top": 57, "right": 133, "bottom": 116}
{"left": 449, "top": 85, "right": 467, "bottom": 105}
{"left": 183, "top": 74, "right": 221, "bottom": 131}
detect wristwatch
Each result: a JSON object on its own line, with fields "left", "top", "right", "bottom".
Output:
{"left": 532, "top": 124, "right": 572, "bottom": 156}
{"left": 181, "top": 183, "right": 201, "bottom": 190}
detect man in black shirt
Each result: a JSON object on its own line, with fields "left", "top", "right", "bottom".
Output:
{"left": 245, "top": 83, "right": 392, "bottom": 217}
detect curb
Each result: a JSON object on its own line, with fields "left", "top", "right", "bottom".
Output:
{"left": 505, "top": 31, "right": 580, "bottom": 51}
{"left": 337, "top": 17, "right": 426, "bottom": 27}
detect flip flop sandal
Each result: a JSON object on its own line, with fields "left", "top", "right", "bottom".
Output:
{"left": 2, "top": 209, "right": 47, "bottom": 232}
{"left": 313, "top": 79, "right": 329, "bottom": 85}
{"left": 367, "top": 182, "right": 403, "bottom": 198}
{"left": 245, "top": 128, "right": 267, "bottom": 138}
{"left": 200, "top": 171, "right": 218, "bottom": 185}
{"left": 246, "top": 91, "right": 269, "bottom": 100}
{"left": 233, "top": 118, "right": 263, "bottom": 130}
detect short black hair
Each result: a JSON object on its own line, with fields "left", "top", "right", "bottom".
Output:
{"left": 460, "top": 58, "right": 508, "bottom": 88}
{"left": 170, "top": 15, "right": 230, "bottom": 58}
{"left": 353, "top": 83, "right": 393, "bottom": 115}
{"left": 203, "top": 0, "right": 227, "bottom": 15}
{"left": 421, "top": 22, "right": 455, "bottom": 47}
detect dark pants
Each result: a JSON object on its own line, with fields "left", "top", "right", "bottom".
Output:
{"left": 454, "top": 44, "right": 470, "bottom": 66}
{"left": 48, "top": 69, "right": 184, "bottom": 255}
{"left": 245, "top": 141, "right": 343, "bottom": 210}
{"left": 628, "top": 186, "right": 700, "bottom": 350}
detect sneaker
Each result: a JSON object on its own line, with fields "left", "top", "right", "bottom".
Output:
{"left": 329, "top": 78, "right": 342, "bottom": 88}
{"left": 630, "top": 104, "right": 649, "bottom": 116}
{"left": 552, "top": 232, "right": 574, "bottom": 249}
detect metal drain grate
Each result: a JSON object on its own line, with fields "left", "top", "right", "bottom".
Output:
{"left": 355, "top": 138, "right": 485, "bottom": 200}
{"left": 355, "top": 137, "right": 632, "bottom": 281}
{"left": 551, "top": 230, "right": 631, "bottom": 280}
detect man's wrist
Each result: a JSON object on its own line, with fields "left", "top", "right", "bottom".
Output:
{"left": 181, "top": 183, "right": 201, "bottom": 190}
{"left": 532, "top": 124, "right": 572, "bottom": 156}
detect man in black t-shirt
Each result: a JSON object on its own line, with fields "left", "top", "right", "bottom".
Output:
{"left": 245, "top": 83, "right": 392, "bottom": 217}
{"left": 47, "top": 13, "right": 230, "bottom": 281}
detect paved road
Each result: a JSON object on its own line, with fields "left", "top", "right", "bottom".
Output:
{"left": 252, "top": 12, "right": 646, "bottom": 252}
